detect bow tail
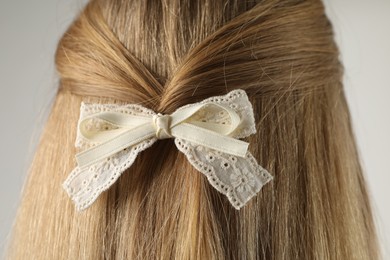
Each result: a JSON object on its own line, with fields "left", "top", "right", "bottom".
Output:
{"left": 174, "top": 138, "right": 273, "bottom": 209}
{"left": 63, "top": 137, "right": 158, "bottom": 211}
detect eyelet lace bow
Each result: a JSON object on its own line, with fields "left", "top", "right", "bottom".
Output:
{"left": 63, "top": 89, "right": 273, "bottom": 211}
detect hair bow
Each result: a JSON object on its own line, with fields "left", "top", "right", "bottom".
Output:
{"left": 63, "top": 89, "right": 273, "bottom": 211}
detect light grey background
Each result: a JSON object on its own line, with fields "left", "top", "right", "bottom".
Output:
{"left": 0, "top": 0, "right": 389, "bottom": 257}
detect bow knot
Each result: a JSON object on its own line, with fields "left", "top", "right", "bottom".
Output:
{"left": 152, "top": 113, "right": 172, "bottom": 139}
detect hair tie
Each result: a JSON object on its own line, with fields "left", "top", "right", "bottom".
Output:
{"left": 63, "top": 89, "right": 273, "bottom": 211}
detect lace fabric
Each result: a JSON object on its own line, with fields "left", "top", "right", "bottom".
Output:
{"left": 63, "top": 89, "right": 273, "bottom": 211}
{"left": 175, "top": 138, "right": 272, "bottom": 209}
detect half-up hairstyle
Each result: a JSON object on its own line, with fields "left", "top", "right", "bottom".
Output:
{"left": 7, "top": 0, "right": 379, "bottom": 259}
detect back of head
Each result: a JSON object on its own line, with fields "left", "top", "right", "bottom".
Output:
{"left": 7, "top": 0, "right": 379, "bottom": 259}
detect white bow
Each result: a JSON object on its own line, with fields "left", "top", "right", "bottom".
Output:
{"left": 63, "top": 89, "right": 273, "bottom": 211}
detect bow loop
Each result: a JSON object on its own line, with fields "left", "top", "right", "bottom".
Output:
{"left": 178, "top": 103, "right": 242, "bottom": 136}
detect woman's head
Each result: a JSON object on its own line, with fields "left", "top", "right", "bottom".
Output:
{"left": 8, "top": 0, "right": 378, "bottom": 259}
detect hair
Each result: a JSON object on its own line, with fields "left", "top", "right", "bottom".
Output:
{"left": 7, "top": 0, "right": 379, "bottom": 259}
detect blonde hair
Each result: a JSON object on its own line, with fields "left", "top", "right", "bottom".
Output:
{"left": 7, "top": 0, "right": 379, "bottom": 259}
